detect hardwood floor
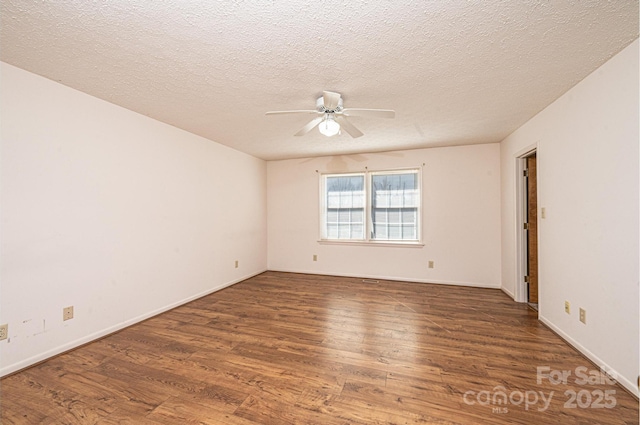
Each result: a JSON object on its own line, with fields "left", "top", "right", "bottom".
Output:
{"left": 1, "top": 271, "right": 638, "bottom": 424}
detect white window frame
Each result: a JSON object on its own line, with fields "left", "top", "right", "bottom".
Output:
{"left": 319, "top": 167, "right": 423, "bottom": 246}
{"left": 320, "top": 172, "right": 367, "bottom": 241}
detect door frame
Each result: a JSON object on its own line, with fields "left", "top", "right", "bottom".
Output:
{"left": 515, "top": 145, "right": 537, "bottom": 304}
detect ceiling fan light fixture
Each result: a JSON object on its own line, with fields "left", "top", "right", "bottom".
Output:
{"left": 265, "top": 90, "right": 392, "bottom": 138}
{"left": 318, "top": 116, "right": 340, "bottom": 137}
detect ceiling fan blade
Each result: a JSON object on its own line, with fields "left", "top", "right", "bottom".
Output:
{"left": 335, "top": 115, "right": 364, "bottom": 138}
{"left": 265, "top": 110, "right": 318, "bottom": 115}
{"left": 323, "top": 91, "right": 341, "bottom": 110}
{"left": 294, "top": 117, "right": 324, "bottom": 136}
{"left": 342, "top": 108, "right": 395, "bottom": 119}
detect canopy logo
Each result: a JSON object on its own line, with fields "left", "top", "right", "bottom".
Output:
{"left": 462, "top": 366, "right": 618, "bottom": 413}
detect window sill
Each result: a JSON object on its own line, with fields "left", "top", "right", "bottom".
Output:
{"left": 317, "top": 240, "right": 424, "bottom": 248}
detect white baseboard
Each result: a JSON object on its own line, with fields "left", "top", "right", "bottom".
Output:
{"left": 0, "top": 269, "right": 266, "bottom": 378}
{"left": 267, "top": 268, "right": 501, "bottom": 289}
{"left": 501, "top": 286, "right": 516, "bottom": 300}
{"left": 539, "top": 315, "right": 639, "bottom": 398}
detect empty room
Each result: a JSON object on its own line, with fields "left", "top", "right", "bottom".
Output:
{"left": 1, "top": 1, "right": 638, "bottom": 424}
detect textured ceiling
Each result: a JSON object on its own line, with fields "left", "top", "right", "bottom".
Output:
{"left": 1, "top": 1, "right": 638, "bottom": 160}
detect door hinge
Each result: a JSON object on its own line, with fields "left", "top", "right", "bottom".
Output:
{"left": 524, "top": 222, "right": 529, "bottom": 230}
{"left": 523, "top": 169, "right": 529, "bottom": 177}
{"left": 524, "top": 275, "right": 530, "bottom": 283}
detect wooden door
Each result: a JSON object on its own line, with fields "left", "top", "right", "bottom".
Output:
{"left": 526, "top": 154, "right": 538, "bottom": 303}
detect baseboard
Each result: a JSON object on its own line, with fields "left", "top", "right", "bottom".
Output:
{"left": 539, "top": 315, "right": 639, "bottom": 399}
{"left": 0, "top": 269, "right": 267, "bottom": 378}
{"left": 267, "top": 268, "right": 500, "bottom": 289}
{"left": 501, "top": 286, "right": 516, "bottom": 300}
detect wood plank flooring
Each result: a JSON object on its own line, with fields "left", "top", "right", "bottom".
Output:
{"left": 1, "top": 272, "right": 638, "bottom": 424}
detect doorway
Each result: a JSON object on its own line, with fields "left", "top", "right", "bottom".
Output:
{"left": 515, "top": 147, "right": 538, "bottom": 308}
{"left": 524, "top": 153, "right": 538, "bottom": 309}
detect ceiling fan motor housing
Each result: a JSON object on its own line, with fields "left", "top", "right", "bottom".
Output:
{"left": 316, "top": 96, "right": 343, "bottom": 113}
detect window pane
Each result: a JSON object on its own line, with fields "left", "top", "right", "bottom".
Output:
{"left": 402, "top": 209, "right": 415, "bottom": 222}
{"left": 371, "top": 171, "right": 419, "bottom": 241}
{"left": 351, "top": 224, "right": 363, "bottom": 239}
{"left": 374, "top": 209, "right": 387, "bottom": 223}
{"left": 323, "top": 174, "right": 365, "bottom": 240}
{"left": 326, "top": 223, "right": 338, "bottom": 239}
{"left": 403, "top": 223, "right": 416, "bottom": 239}
{"left": 388, "top": 224, "right": 401, "bottom": 239}
{"left": 338, "top": 209, "right": 350, "bottom": 222}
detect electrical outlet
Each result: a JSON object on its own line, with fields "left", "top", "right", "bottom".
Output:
{"left": 428, "top": 260, "right": 434, "bottom": 269}
{"left": 313, "top": 255, "right": 317, "bottom": 261}
{"left": 579, "top": 308, "right": 586, "bottom": 324}
{"left": 0, "top": 324, "right": 7, "bottom": 341}
{"left": 565, "top": 301, "right": 570, "bottom": 314}
{"left": 235, "top": 260, "right": 239, "bottom": 268}
{"left": 63, "top": 306, "right": 74, "bottom": 321}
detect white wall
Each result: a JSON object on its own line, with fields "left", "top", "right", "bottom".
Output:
{"left": 0, "top": 63, "right": 267, "bottom": 376}
{"left": 500, "top": 40, "right": 639, "bottom": 395}
{"left": 267, "top": 144, "right": 501, "bottom": 287}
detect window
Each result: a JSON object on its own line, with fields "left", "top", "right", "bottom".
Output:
{"left": 320, "top": 169, "right": 421, "bottom": 243}
{"left": 324, "top": 174, "right": 365, "bottom": 240}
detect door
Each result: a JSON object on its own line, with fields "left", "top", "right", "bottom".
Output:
{"left": 526, "top": 154, "right": 538, "bottom": 304}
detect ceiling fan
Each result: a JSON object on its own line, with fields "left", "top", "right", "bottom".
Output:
{"left": 265, "top": 91, "right": 395, "bottom": 138}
